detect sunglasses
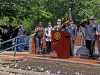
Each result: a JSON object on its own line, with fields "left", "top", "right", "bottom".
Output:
{"left": 48, "top": 24, "right": 51, "bottom": 25}
{"left": 57, "top": 21, "right": 61, "bottom": 22}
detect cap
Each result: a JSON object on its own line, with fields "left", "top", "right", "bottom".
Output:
{"left": 69, "top": 19, "right": 73, "bottom": 22}
{"left": 89, "top": 16, "right": 95, "bottom": 20}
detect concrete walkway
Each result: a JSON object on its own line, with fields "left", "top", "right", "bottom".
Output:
{"left": 0, "top": 51, "right": 100, "bottom": 66}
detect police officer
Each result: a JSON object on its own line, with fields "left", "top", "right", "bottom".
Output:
{"left": 12, "top": 23, "right": 20, "bottom": 38}
{"left": 17, "top": 23, "right": 26, "bottom": 52}
{"left": 0, "top": 29, "right": 3, "bottom": 50}
{"left": 61, "top": 19, "right": 77, "bottom": 58}
{"left": 96, "top": 23, "right": 100, "bottom": 59}
{"left": 0, "top": 21, "right": 13, "bottom": 41}
{"left": 80, "top": 16, "right": 98, "bottom": 59}
{"left": 34, "top": 22, "right": 45, "bottom": 55}
{"left": 0, "top": 29, "right": 2, "bottom": 39}
{"left": 0, "top": 21, "right": 13, "bottom": 49}
{"left": 53, "top": 19, "right": 62, "bottom": 30}
{"left": 45, "top": 22, "right": 52, "bottom": 55}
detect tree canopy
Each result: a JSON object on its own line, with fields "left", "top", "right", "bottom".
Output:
{"left": 0, "top": 0, "right": 100, "bottom": 35}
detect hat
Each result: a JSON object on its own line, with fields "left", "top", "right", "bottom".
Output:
{"left": 69, "top": 19, "right": 73, "bottom": 22}
{"left": 89, "top": 16, "right": 95, "bottom": 20}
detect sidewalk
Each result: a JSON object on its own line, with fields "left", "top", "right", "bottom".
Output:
{"left": 0, "top": 51, "right": 100, "bottom": 65}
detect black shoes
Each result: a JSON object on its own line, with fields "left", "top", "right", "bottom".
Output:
{"left": 46, "top": 53, "right": 49, "bottom": 55}
{"left": 35, "top": 52, "right": 42, "bottom": 55}
{"left": 39, "top": 53, "right": 42, "bottom": 55}
{"left": 70, "top": 56, "right": 72, "bottom": 58}
{"left": 35, "top": 53, "right": 38, "bottom": 55}
{"left": 89, "top": 57, "right": 92, "bottom": 60}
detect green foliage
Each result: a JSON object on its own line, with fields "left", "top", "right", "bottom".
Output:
{"left": 0, "top": 0, "right": 100, "bottom": 35}
{"left": 0, "top": 16, "right": 9, "bottom": 25}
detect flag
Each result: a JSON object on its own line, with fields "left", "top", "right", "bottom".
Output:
{"left": 70, "top": 12, "right": 72, "bottom": 19}
{"left": 66, "top": 14, "right": 69, "bottom": 20}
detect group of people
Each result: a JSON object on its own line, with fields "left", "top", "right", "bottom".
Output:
{"left": 35, "top": 16, "right": 100, "bottom": 60}
{"left": 0, "top": 21, "right": 26, "bottom": 52}
{"left": 34, "top": 19, "right": 77, "bottom": 58}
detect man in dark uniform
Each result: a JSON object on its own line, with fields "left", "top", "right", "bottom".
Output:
{"left": 0, "top": 28, "right": 3, "bottom": 50}
{"left": 0, "top": 21, "right": 13, "bottom": 49}
{"left": 80, "top": 16, "right": 98, "bottom": 59}
{"left": 0, "top": 21, "right": 13, "bottom": 41}
{"left": 61, "top": 19, "right": 77, "bottom": 58}
{"left": 12, "top": 23, "right": 20, "bottom": 38}
{"left": 52, "top": 19, "right": 62, "bottom": 30}
{"left": 96, "top": 23, "right": 100, "bottom": 59}
{"left": 0, "top": 29, "right": 2, "bottom": 39}
{"left": 34, "top": 22, "right": 45, "bottom": 55}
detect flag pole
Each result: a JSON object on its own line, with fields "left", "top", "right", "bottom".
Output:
{"left": 69, "top": 8, "right": 71, "bottom": 19}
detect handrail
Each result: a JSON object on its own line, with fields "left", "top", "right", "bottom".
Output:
{"left": 0, "top": 35, "right": 27, "bottom": 57}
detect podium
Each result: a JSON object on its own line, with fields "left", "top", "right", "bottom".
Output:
{"left": 51, "top": 30, "right": 70, "bottom": 59}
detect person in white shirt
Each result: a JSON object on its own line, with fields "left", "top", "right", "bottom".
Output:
{"left": 45, "top": 22, "right": 52, "bottom": 55}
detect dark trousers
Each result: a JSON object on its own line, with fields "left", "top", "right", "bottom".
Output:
{"left": 46, "top": 41, "right": 51, "bottom": 54}
{"left": 70, "top": 40, "right": 74, "bottom": 56}
{"left": 86, "top": 40, "right": 95, "bottom": 58}
{"left": 97, "top": 40, "right": 100, "bottom": 56}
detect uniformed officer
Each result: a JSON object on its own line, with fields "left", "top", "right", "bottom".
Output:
{"left": 61, "top": 19, "right": 77, "bottom": 58}
{"left": 96, "top": 23, "right": 100, "bottom": 59}
{"left": 45, "top": 22, "right": 52, "bottom": 55}
{"left": 0, "top": 21, "right": 13, "bottom": 49}
{"left": 17, "top": 23, "right": 26, "bottom": 52}
{"left": 80, "top": 16, "right": 98, "bottom": 59}
{"left": 52, "top": 19, "right": 62, "bottom": 30}
{"left": 34, "top": 22, "right": 45, "bottom": 55}
{"left": 0, "top": 29, "right": 2, "bottom": 39}
{"left": 12, "top": 23, "right": 20, "bottom": 38}
{"left": 0, "top": 21, "right": 13, "bottom": 41}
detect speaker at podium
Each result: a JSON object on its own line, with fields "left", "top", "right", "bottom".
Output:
{"left": 51, "top": 30, "right": 70, "bottom": 59}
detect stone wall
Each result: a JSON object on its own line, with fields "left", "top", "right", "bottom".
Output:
{"left": 29, "top": 34, "right": 36, "bottom": 54}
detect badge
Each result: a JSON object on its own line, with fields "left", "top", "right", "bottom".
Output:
{"left": 72, "top": 27, "right": 74, "bottom": 30}
{"left": 54, "top": 32, "right": 61, "bottom": 40}
{"left": 93, "top": 24, "right": 95, "bottom": 27}
{"left": 66, "top": 26, "right": 68, "bottom": 29}
{"left": 36, "top": 28, "right": 38, "bottom": 30}
{"left": 55, "top": 26, "right": 57, "bottom": 28}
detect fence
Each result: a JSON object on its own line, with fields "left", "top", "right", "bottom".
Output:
{"left": 0, "top": 35, "right": 27, "bottom": 57}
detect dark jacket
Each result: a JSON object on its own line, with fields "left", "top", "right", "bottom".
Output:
{"left": 0, "top": 25, "right": 13, "bottom": 41}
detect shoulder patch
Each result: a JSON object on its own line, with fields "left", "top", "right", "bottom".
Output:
{"left": 36, "top": 28, "right": 38, "bottom": 30}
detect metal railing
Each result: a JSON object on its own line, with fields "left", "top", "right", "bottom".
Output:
{"left": 0, "top": 35, "right": 27, "bottom": 57}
